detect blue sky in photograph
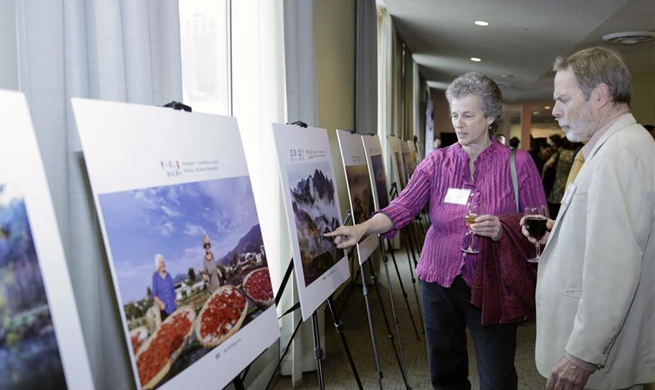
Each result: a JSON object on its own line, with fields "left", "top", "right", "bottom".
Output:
{"left": 99, "top": 177, "right": 260, "bottom": 303}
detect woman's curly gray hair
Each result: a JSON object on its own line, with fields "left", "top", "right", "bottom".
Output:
{"left": 445, "top": 72, "right": 503, "bottom": 133}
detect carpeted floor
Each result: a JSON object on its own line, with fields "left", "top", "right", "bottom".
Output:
{"left": 271, "top": 243, "right": 547, "bottom": 390}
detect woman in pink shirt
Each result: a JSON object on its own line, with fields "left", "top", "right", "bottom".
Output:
{"left": 327, "top": 72, "right": 546, "bottom": 390}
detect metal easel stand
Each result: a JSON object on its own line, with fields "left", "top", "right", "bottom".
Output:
{"left": 262, "top": 258, "right": 363, "bottom": 390}
{"left": 366, "top": 244, "right": 412, "bottom": 389}
{"left": 341, "top": 211, "right": 384, "bottom": 389}
{"left": 389, "top": 183, "right": 425, "bottom": 335}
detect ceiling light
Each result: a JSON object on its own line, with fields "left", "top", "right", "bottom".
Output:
{"left": 474, "top": 21, "right": 489, "bottom": 26}
{"left": 470, "top": 57, "right": 481, "bottom": 62}
{"left": 602, "top": 31, "right": 655, "bottom": 45}
{"left": 533, "top": 111, "right": 540, "bottom": 115}
{"left": 544, "top": 106, "right": 551, "bottom": 109}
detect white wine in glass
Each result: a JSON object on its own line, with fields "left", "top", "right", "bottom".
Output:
{"left": 461, "top": 201, "right": 480, "bottom": 254}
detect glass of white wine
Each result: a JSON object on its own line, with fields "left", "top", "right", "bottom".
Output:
{"left": 460, "top": 200, "right": 480, "bottom": 254}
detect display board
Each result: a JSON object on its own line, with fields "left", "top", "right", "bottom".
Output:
{"left": 400, "top": 140, "right": 413, "bottom": 184}
{"left": 361, "top": 135, "right": 390, "bottom": 211}
{"left": 387, "top": 136, "right": 407, "bottom": 190}
{"left": 72, "top": 98, "right": 279, "bottom": 390}
{"left": 424, "top": 97, "right": 435, "bottom": 158}
{"left": 335, "top": 131, "right": 379, "bottom": 264}
{"left": 271, "top": 123, "right": 349, "bottom": 321}
{"left": 0, "top": 90, "right": 95, "bottom": 390}
{"left": 405, "top": 140, "right": 419, "bottom": 179}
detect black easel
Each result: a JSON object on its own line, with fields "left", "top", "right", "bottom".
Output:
{"left": 361, "top": 247, "right": 412, "bottom": 390}
{"left": 342, "top": 212, "right": 385, "bottom": 389}
{"left": 389, "top": 183, "right": 425, "bottom": 334}
{"left": 262, "top": 258, "right": 363, "bottom": 390}
{"left": 261, "top": 119, "right": 363, "bottom": 390}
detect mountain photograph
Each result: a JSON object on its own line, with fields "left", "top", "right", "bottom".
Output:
{"left": 345, "top": 165, "right": 375, "bottom": 225}
{"left": 287, "top": 163, "right": 341, "bottom": 287}
{"left": 370, "top": 155, "right": 389, "bottom": 209}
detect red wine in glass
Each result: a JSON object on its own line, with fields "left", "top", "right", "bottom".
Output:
{"left": 524, "top": 205, "right": 547, "bottom": 263}
{"left": 525, "top": 217, "right": 547, "bottom": 240}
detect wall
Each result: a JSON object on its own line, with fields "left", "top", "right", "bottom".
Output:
{"left": 315, "top": 0, "right": 356, "bottom": 224}
{"left": 631, "top": 71, "right": 655, "bottom": 126}
{"left": 431, "top": 92, "right": 451, "bottom": 137}
{"left": 0, "top": 0, "right": 18, "bottom": 90}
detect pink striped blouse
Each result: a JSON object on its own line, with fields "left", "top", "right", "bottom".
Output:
{"left": 381, "top": 139, "right": 547, "bottom": 288}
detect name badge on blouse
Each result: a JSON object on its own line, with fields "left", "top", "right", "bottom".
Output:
{"left": 444, "top": 188, "right": 471, "bottom": 205}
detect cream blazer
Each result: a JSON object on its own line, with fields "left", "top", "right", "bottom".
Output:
{"left": 535, "top": 114, "right": 655, "bottom": 390}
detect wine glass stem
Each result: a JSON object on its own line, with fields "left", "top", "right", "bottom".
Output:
{"left": 469, "top": 232, "right": 475, "bottom": 250}
{"left": 535, "top": 242, "right": 541, "bottom": 259}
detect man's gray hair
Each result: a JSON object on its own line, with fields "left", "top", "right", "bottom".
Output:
{"left": 553, "top": 46, "right": 631, "bottom": 104}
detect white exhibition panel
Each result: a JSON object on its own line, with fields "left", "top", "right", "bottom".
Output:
{"left": 72, "top": 98, "right": 279, "bottom": 390}
{"left": 399, "top": 139, "right": 412, "bottom": 186}
{"left": 335, "top": 130, "right": 378, "bottom": 265}
{"left": 404, "top": 140, "right": 418, "bottom": 179}
{"left": 361, "top": 135, "right": 390, "bottom": 212}
{"left": 271, "top": 123, "right": 349, "bottom": 321}
{"left": 387, "top": 136, "right": 406, "bottom": 191}
{"left": 0, "top": 90, "right": 95, "bottom": 390}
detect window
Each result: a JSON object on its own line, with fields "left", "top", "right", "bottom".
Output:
{"left": 179, "top": 0, "right": 230, "bottom": 115}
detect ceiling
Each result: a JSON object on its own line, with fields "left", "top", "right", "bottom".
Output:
{"left": 382, "top": 0, "right": 655, "bottom": 112}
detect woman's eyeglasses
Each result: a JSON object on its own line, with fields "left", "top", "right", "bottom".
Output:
{"left": 203, "top": 243, "right": 211, "bottom": 248}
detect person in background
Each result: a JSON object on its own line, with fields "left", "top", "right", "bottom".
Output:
{"left": 509, "top": 136, "right": 520, "bottom": 150}
{"left": 496, "top": 134, "right": 507, "bottom": 146}
{"left": 202, "top": 235, "right": 226, "bottom": 293}
{"left": 541, "top": 137, "right": 575, "bottom": 218}
{"left": 522, "top": 46, "right": 654, "bottom": 390}
{"left": 433, "top": 136, "right": 442, "bottom": 149}
{"left": 152, "top": 254, "right": 178, "bottom": 322}
{"left": 327, "top": 71, "right": 546, "bottom": 390}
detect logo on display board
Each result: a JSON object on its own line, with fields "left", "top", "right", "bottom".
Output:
{"left": 290, "top": 148, "right": 325, "bottom": 162}
{"left": 160, "top": 160, "right": 184, "bottom": 178}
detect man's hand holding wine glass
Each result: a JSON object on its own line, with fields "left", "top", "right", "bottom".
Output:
{"left": 520, "top": 216, "right": 555, "bottom": 244}
{"left": 520, "top": 205, "right": 553, "bottom": 263}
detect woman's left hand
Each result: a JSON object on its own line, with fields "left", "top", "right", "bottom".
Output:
{"left": 471, "top": 215, "right": 502, "bottom": 241}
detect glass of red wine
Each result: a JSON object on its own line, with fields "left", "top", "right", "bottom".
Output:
{"left": 524, "top": 205, "right": 548, "bottom": 263}
{"left": 460, "top": 200, "right": 480, "bottom": 254}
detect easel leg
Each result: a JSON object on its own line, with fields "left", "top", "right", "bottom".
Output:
{"left": 232, "top": 378, "right": 246, "bottom": 390}
{"left": 386, "top": 239, "right": 421, "bottom": 340}
{"left": 368, "top": 259, "right": 412, "bottom": 389}
{"left": 326, "top": 297, "right": 364, "bottom": 390}
{"left": 358, "top": 262, "right": 385, "bottom": 389}
{"left": 264, "top": 318, "right": 303, "bottom": 390}
{"left": 401, "top": 230, "right": 425, "bottom": 334}
{"left": 311, "top": 312, "right": 326, "bottom": 390}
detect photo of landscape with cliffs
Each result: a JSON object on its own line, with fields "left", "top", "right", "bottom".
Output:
{"left": 286, "top": 162, "right": 341, "bottom": 287}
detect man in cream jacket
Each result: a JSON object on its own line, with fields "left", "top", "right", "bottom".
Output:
{"left": 523, "top": 47, "right": 655, "bottom": 390}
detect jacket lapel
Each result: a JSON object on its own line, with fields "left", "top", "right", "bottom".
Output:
{"left": 544, "top": 114, "right": 637, "bottom": 248}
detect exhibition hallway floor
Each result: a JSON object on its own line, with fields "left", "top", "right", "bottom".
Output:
{"left": 271, "top": 246, "right": 547, "bottom": 390}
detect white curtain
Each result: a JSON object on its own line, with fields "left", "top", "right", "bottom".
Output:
{"left": 412, "top": 61, "right": 420, "bottom": 142}
{"left": 355, "top": 0, "right": 377, "bottom": 135}
{"left": 281, "top": 0, "right": 323, "bottom": 383}
{"left": 377, "top": 5, "right": 393, "bottom": 186}
{"left": 15, "top": 1, "right": 182, "bottom": 389}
